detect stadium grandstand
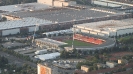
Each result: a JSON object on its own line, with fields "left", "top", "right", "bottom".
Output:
{"left": 35, "top": 38, "right": 68, "bottom": 51}
{"left": 73, "top": 18, "right": 133, "bottom": 37}
{"left": 74, "top": 34, "right": 105, "bottom": 45}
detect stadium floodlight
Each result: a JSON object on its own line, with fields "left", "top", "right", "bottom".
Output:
{"left": 32, "top": 23, "right": 39, "bottom": 43}
{"left": 72, "top": 19, "right": 76, "bottom": 49}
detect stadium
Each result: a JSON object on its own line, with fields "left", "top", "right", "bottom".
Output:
{"left": 0, "top": 0, "right": 133, "bottom": 50}
{"left": 73, "top": 18, "right": 133, "bottom": 37}
{"left": 37, "top": 18, "right": 133, "bottom": 51}
{"left": 0, "top": 1, "right": 132, "bottom": 36}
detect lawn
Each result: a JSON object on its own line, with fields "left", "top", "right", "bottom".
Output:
{"left": 64, "top": 39, "right": 93, "bottom": 47}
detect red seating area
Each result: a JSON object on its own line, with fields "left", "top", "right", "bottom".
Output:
{"left": 74, "top": 34, "right": 105, "bottom": 45}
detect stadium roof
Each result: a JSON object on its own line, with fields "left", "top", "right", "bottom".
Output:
{"left": 5, "top": 3, "right": 121, "bottom": 23}
{"left": 74, "top": 18, "right": 133, "bottom": 32}
{"left": 0, "top": 17, "right": 52, "bottom": 30}
{"left": 35, "top": 52, "right": 60, "bottom": 61}
{"left": 43, "top": 29, "right": 73, "bottom": 35}
{"left": 35, "top": 38, "right": 68, "bottom": 46}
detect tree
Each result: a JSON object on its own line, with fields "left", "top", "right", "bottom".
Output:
{"left": 1, "top": 17, "right": 7, "bottom": 21}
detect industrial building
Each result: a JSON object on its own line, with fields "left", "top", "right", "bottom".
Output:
{"left": 38, "top": 63, "right": 52, "bottom": 74}
{"left": 38, "top": 62, "right": 74, "bottom": 74}
{"left": 35, "top": 38, "right": 67, "bottom": 50}
{"left": 91, "top": 0, "right": 133, "bottom": 9}
{"left": 73, "top": 18, "right": 133, "bottom": 37}
{"left": 37, "top": 0, "right": 76, "bottom": 7}
{"left": 35, "top": 52, "right": 60, "bottom": 61}
{"left": 0, "top": 17, "right": 52, "bottom": 36}
{"left": 0, "top": 2, "right": 132, "bottom": 36}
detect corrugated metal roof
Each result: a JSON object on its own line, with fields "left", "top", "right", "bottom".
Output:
{"left": 0, "top": 17, "right": 52, "bottom": 30}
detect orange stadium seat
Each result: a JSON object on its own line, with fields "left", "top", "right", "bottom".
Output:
{"left": 73, "top": 34, "right": 105, "bottom": 45}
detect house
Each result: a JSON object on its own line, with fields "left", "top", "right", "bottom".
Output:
{"left": 97, "top": 63, "right": 106, "bottom": 69}
{"left": 106, "top": 61, "right": 117, "bottom": 68}
{"left": 118, "top": 59, "right": 128, "bottom": 64}
{"left": 81, "top": 65, "right": 90, "bottom": 72}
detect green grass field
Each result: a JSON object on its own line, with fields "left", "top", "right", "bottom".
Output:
{"left": 64, "top": 39, "right": 93, "bottom": 47}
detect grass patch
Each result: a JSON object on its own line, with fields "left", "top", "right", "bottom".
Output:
{"left": 64, "top": 39, "right": 93, "bottom": 47}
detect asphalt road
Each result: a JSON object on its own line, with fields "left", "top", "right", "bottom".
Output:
{"left": 0, "top": 51, "right": 36, "bottom": 67}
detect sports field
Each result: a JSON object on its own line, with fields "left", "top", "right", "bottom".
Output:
{"left": 64, "top": 39, "right": 93, "bottom": 46}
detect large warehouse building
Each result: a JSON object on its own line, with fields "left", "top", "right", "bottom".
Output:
{"left": 73, "top": 18, "right": 133, "bottom": 37}
{"left": 0, "top": 2, "right": 132, "bottom": 36}
{"left": 0, "top": 17, "right": 52, "bottom": 36}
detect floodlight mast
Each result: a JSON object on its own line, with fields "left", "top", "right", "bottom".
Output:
{"left": 72, "top": 19, "right": 75, "bottom": 49}
{"left": 32, "top": 23, "right": 39, "bottom": 43}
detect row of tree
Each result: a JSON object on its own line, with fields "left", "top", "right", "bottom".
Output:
{"left": 0, "top": 63, "right": 37, "bottom": 74}
{"left": 0, "top": 46, "right": 33, "bottom": 63}
{"left": 60, "top": 49, "right": 82, "bottom": 59}
{"left": 0, "top": 56, "right": 8, "bottom": 68}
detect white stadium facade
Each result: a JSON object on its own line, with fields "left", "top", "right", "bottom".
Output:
{"left": 73, "top": 18, "right": 133, "bottom": 37}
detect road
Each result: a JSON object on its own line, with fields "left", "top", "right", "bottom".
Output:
{"left": 0, "top": 51, "right": 37, "bottom": 67}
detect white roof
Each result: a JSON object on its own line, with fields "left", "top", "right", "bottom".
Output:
{"left": 35, "top": 38, "right": 67, "bottom": 46}
{"left": 75, "top": 18, "right": 133, "bottom": 32}
{"left": 43, "top": 29, "right": 73, "bottom": 35}
{"left": 93, "top": 1, "right": 121, "bottom": 8}
{"left": 0, "top": 17, "right": 52, "bottom": 30}
{"left": 100, "top": 0, "right": 133, "bottom": 7}
{"left": 36, "top": 52, "right": 60, "bottom": 61}
{"left": 0, "top": 3, "right": 50, "bottom": 12}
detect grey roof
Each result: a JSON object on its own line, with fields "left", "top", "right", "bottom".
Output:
{"left": 0, "top": 17, "right": 52, "bottom": 30}
{"left": 8, "top": 5, "right": 121, "bottom": 23}
{"left": 75, "top": 18, "right": 133, "bottom": 32}
{"left": 0, "top": 3, "right": 50, "bottom": 12}
{"left": 35, "top": 38, "right": 67, "bottom": 46}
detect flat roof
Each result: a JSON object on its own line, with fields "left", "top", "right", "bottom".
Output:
{"left": 75, "top": 18, "right": 133, "bottom": 31}
{"left": 0, "top": 3, "right": 51, "bottom": 12}
{"left": 35, "top": 38, "right": 67, "bottom": 46}
{"left": 0, "top": 17, "right": 52, "bottom": 30}
{"left": 36, "top": 52, "right": 60, "bottom": 61}
{"left": 6, "top": 4, "right": 121, "bottom": 23}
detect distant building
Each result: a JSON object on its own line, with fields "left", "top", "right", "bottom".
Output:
{"left": 81, "top": 65, "right": 90, "bottom": 72}
{"left": 37, "top": 0, "right": 76, "bottom": 7}
{"left": 118, "top": 59, "right": 128, "bottom": 64}
{"left": 38, "top": 63, "right": 74, "bottom": 74}
{"left": 38, "top": 63, "right": 52, "bottom": 74}
{"left": 0, "top": 17, "right": 52, "bottom": 36}
{"left": 35, "top": 38, "right": 67, "bottom": 50}
{"left": 106, "top": 61, "right": 117, "bottom": 68}
{"left": 73, "top": 18, "right": 133, "bottom": 37}
{"left": 97, "top": 63, "right": 106, "bottom": 69}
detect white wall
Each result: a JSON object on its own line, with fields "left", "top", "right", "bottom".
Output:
{"left": 29, "top": 26, "right": 39, "bottom": 32}
{"left": 90, "top": 31, "right": 97, "bottom": 35}
{"left": 37, "top": 65, "right": 40, "bottom": 74}
{"left": 117, "top": 28, "right": 133, "bottom": 36}
{"left": 38, "top": 0, "right": 53, "bottom": 5}
{"left": 37, "top": 0, "right": 76, "bottom": 7}
{"left": 2, "top": 29, "right": 20, "bottom": 36}
{"left": 81, "top": 29, "right": 90, "bottom": 33}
